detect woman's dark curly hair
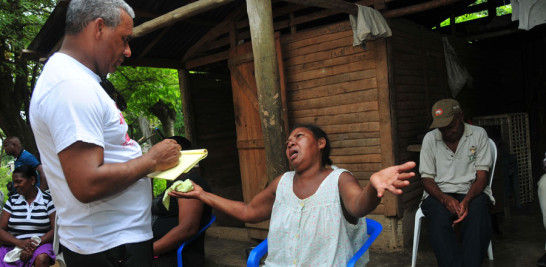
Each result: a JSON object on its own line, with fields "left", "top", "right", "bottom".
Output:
{"left": 291, "top": 124, "right": 333, "bottom": 167}
{"left": 12, "top": 165, "right": 37, "bottom": 182}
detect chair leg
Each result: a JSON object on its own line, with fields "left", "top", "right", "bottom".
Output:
{"left": 412, "top": 209, "right": 424, "bottom": 267}
{"left": 487, "top": 240, "right": 493, "bottom": 260}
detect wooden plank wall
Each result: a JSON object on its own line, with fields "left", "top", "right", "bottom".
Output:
{"left": 388, "top": 19, "right": 451, "bottom": 211}
{"left": 280, "top": 20, "right": 391, "bottom": 215}
{"left": 189, "top": 74, "right": 245, "bottom": 227}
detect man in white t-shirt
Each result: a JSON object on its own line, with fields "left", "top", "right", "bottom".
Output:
{"left": 29, "top": 1, "right": 181, "bottom": 266}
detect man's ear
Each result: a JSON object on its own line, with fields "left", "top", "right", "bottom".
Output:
{"left": 93, "top": 18, "right": 105, "bottom": 40}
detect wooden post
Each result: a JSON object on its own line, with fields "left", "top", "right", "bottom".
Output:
{"left": 178, "top": 69, "right": 196, "bottom": 144}
{"left": 245, "top": 0, "right": 289, "bottom": 182}
{"left": 374, "top": 39, "right": 398, "bottom": 216}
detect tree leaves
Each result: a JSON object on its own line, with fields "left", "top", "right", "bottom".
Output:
{"left": 108, "top": 66, "right": 183, "bottom": 137}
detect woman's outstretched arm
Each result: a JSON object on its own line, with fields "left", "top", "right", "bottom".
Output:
{"left": 169, "top": 175, "right": 282, "bottom": 223}
{"left": 339, "top": 161, "right": 416, "bottom": 218}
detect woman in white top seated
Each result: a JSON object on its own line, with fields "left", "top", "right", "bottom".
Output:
{"left": 170, "top": 124, "right": 415, "bottom": 266}
{"left": 0, "top": 165, "right": 56, "bottom": 267}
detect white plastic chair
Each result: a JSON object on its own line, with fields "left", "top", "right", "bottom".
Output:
{"left": 53, "top": 214, "right": 67, "bottom": 267}
{"left": 411, "top": 138, "right": 497, "bottom": 267}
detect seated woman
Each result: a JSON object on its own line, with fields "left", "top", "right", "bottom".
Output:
{"left": 170, "top": 124, "right": 416, "bottom": 266}
{"left": 151, "top": 136, "right": 212, "bottom": 267}
{"left": 0, "top": 165, "right": 56, "bottom": 267}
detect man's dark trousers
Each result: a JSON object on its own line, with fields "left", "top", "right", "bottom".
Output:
{"left": 62, "top": 239, "right": 152, "bottom": 267}
{"left": 421, "top": 193, "right": 492, "bottom": 267}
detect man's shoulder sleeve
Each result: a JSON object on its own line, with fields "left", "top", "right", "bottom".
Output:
{"left": 43, "top": 79, "right": 106, "bottom": 153}
{"left": 419, "top": 130, "right": 437, "bottom": 177}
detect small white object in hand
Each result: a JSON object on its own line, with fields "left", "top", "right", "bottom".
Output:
{"left": 162, "top": 180, "right": 194, "bottom": 210}
{"left": 4, "top": 236, "right": 41, "bottom": 263}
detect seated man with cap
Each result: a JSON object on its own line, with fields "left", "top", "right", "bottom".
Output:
{"left": 419, "top": 98, "right": 494, "bottom": 267}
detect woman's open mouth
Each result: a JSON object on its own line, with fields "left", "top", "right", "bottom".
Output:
{"left": 289, "top": 149, "right": 299, "bottom": 161}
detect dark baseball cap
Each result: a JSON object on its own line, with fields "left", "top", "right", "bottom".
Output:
{"left": 429, "top": 99, "right": 461, "bottom": 129}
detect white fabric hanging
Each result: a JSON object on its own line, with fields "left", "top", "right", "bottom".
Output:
{"left": 349, "top": 4, "right": 392, "bottom": 46}
{"left": 510, "top": 0, "right": 546, "bottom": 30}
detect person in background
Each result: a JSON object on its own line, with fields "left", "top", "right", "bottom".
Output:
{"left": 0, "top": 165, "right": 56, "bottom": 267}
{"left": 152, "top": 136, "right": 212, "bottom": 267}
{"left": 28, "top": 0, "right": 181, "bottom": 266}
{"left": 537, "top": 152, "right": 546, "bottom": 267}
{"left": 3, "top": 137, "right": 48, "bottom": 192}
{"left": 170, "top": 124, "right": 416, "bottom": 266}
{"left": 419, "top": 98, "right": 493, "bottom": 267}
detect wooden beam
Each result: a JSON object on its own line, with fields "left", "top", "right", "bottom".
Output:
{"left": 122, "top": 57, "right": 185, "bottom": 69}
{"left": 465, "top": 27, "right": 521, "bottom": 41}
{"left": 182, "top": 7, "right": 244, "bottom": 63}
{"left": 282, "top": 0, "right": 358, "bottom": 15}
{"left": 185, "top": 50, "right": 229, "bottom": 69}
{"left": 132, "top": 0, "right": 235, "bottom": 38}
{"left": 382, "top": 0, "right": 465, "bottom": 18}
{"left": 355, "top": 0, "right": 394, "bottom": 6}
{"left": 246, "top": 0, "right": 289, "bottom": 182}
{"left": 374, "top": 0, "right": 386, "bottom": 10}
{"left": 281, "top": 0, "right": 465, "bottom": 19}
{"left": 134, "top": 8, "right": 219, "bottom": 26}
{"left": 137, "top": 26, "right": 172, "bottom": 59}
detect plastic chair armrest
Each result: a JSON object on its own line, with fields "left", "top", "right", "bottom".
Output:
{"left": 347, "top": 218, "right": 383, "bottom": 267}
{"left": 247, "top": 238, "right": 268, "bottom": 267}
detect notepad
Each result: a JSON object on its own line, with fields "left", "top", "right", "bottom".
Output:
{"left": 147, "top": 149, "right": 208, "bottom": 180}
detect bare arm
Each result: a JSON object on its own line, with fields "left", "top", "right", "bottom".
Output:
{"left": 36, "top": 165, "right": 48, "bottom": 192}
{"left": 25, "top": 212, "right": 56, "bottom": 256}
{"left": 454, "top": 170, "right": 489, "bottom": 223}
{"left": 462, "top": 170, "right": 488, "bottom": 203}
{"left": 339, "top": 161, "right": 415, "bottom": 218}
{"left": 169, "top": 175, "right": 281, "bottom": 223}
{"left": 0, "top": 210, "right": 26, "bottom": 248}
{"left": 153, "top": 198, "right": 203, "bottom": 256}
{"left": 421, "top": 177, "right": 460, "bottom": 215}
{"left": 39, "top": 212, "right": 56, "bottom": 244}
{"left": 338, "top": 173, "right": 380, "bottom": 219}
{"left": 58, "top": 139, "right": 181, "bottom": 203}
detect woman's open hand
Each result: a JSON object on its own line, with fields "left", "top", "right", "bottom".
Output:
{"left": 168, "top": 180, "right": 203, "bottom": 199}
{"left": 370, "top": 161, "right": 416, "bottom": 198}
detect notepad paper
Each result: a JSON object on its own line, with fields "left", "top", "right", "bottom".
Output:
{"left": 147, "top": 149, "right": 208, "bottom": 180}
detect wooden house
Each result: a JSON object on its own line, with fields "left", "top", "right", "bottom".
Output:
{"left": 26, "top": 0, "right": 546, "bottom": 251}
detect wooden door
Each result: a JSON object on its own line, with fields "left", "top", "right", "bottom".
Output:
{"left": 228, "top": 34, "right": 288, "bottom": 237}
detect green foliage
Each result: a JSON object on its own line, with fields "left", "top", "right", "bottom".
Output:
{"left": 0, "top": 1, "right": 51, "bottom": 54}
{"left": 153, "top": 179, "right": 167, "bottom": 197}
{"left": 496, "top": 5, "right": 512, "bottom": 16}
{"left": 0, "top": 167, "right": 12, "bottom": 204}
{"left": 108, "top": 67, "right": 183, "bottom": 139}
{"left": 0, "top": 0, "right": 56, "bottom": 152}
{"left": 438, "top": 0, "right": 512, "bottom": 28}
{"left": 440, "top": 10, "right": 489, "bottom": 27}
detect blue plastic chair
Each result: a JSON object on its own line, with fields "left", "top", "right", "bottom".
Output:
{"left": 177, "top": 214, "right": 216, "bottom": 267}
{"left": 247, "top": 217, "right": 383, "bottom": 267}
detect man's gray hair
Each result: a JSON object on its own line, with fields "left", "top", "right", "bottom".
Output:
{"left": 65, "top": 0, "right": 135, "bottom": 35}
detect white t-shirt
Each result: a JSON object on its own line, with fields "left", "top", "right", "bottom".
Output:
{"left": 29, "top": 53, "right": 152, "bottom": 254}
{"left": 266, "top": 168, "right": 368, "bottom": 266}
